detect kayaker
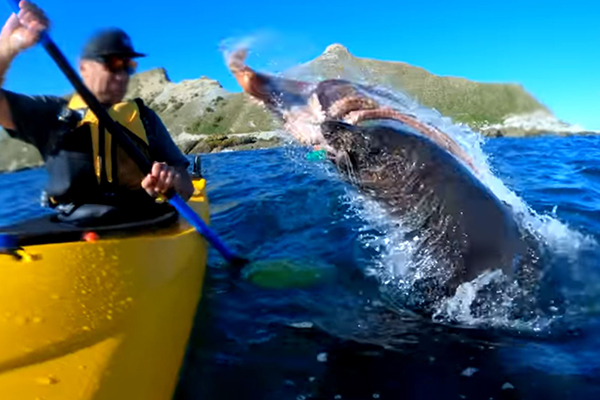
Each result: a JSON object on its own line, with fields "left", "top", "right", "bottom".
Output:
{"left": 0, "top": 1, "right": 194, "bottom": 224}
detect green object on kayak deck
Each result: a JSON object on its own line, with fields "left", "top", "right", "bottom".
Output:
{"left": 306, "top": 149, "right": 327, "bottom": 161}
{"left": 243, "top": 258, "right": 337, "bottom": 289}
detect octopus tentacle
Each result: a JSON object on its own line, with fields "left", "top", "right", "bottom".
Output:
{"left": 328, "top": 96, "right": 379, "bottom": 119}
{"left": 344, "top": 108, "right": 477, "bottom": 172}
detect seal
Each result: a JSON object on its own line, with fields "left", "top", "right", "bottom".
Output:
{"left": 228, "top": 48, "right": 539, "bottom": 305}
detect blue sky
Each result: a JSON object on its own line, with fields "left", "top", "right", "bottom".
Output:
{"left": 3, "top": 0, "right": 599, "bottom": 130}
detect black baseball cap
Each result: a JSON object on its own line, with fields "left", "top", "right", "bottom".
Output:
{"left": 81, "top": 28, "right": 146, "bottom": 60}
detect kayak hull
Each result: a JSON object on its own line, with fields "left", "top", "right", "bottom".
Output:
{"left": 0, "top": 179, "right": 210, "bottom": 400}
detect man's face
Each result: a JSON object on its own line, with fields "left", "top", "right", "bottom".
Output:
{"left": 79, "top": 56, "right": 136, "bottom": 105}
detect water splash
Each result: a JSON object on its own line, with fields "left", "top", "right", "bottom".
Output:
{"left": 225, "top": 41, "right": 596, "bottom": 332}
{"left": 349, "top": 83, "right": 594, "bottom": 253}
{"left": 220, "top": 32, "right": 321, "bottom": 78}
{"left": 311, "top": 81, "right": 591, "bottom": 331}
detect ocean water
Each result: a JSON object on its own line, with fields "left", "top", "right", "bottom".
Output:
{"left": 1, "top": 134, "right": 600, "bottom": 399}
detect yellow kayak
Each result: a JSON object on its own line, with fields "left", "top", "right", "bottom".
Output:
{"left": 0, "top": 178, "right": 209, "bottom": 400}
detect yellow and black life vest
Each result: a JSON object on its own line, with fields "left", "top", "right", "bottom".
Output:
{"left": 67, "top": 94, "right": 151, "bottom": 189}
{"left": 44, "top": 95, "right": 153, "bottom": 206}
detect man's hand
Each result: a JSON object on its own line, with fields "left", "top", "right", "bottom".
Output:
{"left": 0, "top": 1, "right": 49, "bottom": 59}
{"left": 141, "top": 162, "right": 195, "bottom": 201}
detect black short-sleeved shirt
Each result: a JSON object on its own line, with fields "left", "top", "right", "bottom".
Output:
{"left": 1, "top": 89, "right": 189, "bottom": 168}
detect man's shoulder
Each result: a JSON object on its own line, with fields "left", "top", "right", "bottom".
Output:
{"left": 131, "top": 98, "right": 187, "bottom": 166}
{"left": 2, "top": 89, "right": 68, "bottom": 108}
{"left": 133, "top": 99, "right": 167, "bottom": 130}
{"left": 133, "top": 98, "right": 157, "bottom": 116}
{"left": 38, "top": 93, "right": 69, "bottom": 105}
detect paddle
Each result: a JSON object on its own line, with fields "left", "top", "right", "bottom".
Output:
{"left": 6, "top": 0, "right": 249, "bottom": 267}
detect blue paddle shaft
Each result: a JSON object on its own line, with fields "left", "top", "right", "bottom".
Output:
{"left": 169, "top": 195, "right": 240, "bottom": 263}
{"left": 6, "top": 0, "right": 246, "bottom": 266}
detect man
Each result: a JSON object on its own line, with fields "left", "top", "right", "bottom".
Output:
{"left": 0, "top": 1, "right": 194, "bottom": 224}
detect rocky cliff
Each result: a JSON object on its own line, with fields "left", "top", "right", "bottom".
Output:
{"left": 0, "top": 43, "right": 592, "bottom": 172}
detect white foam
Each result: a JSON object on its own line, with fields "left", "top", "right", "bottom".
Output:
{"left": 432, "top": 270, "right": 514, "bottom": 325}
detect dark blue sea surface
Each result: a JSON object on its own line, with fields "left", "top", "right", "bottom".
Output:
{"left": 1, "top": 135, "right": 600, "bottom": 399}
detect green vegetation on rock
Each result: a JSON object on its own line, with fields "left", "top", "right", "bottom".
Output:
{"left": 184, "top": 93, "right": 279, "bottom": 135}
{"left": 0, "top": 131, "right": 43, "bottom": 172}
{"left": 186, "top": 134, "right": 280, "bottom": 153}
{"left": 292, "top": 44, "right": 549, "bottom": 126}
{"left": 125, "top": 69, "right": 279, "bottom": 137}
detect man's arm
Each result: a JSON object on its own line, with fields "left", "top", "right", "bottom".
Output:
{"left": 141, "top": 106, "right": 195, "bottom": 201}
{"left": 0, "top": 54, "right": 16, "bottom": 130}
{"left": 0, "top": 1, "right": 50, "bottom": 130}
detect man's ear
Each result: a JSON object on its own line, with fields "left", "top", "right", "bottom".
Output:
{"left": 78, "top": 58, "right": 88, "bottom": 76}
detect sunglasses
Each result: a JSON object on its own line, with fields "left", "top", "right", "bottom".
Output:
{"left": 98, "top": 56, "right": 138, "bottom": 75}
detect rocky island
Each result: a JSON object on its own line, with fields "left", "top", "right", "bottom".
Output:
{"left": 0, "top": 44, "right": 592, "bottom": 172}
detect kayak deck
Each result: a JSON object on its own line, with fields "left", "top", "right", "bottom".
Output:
{"left": 0, "top": 179, "right": 210, "bottom": 400}
{"left": 0, "top": 208, "right": 179, "bottom": 247}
